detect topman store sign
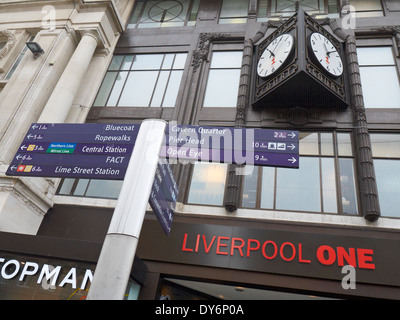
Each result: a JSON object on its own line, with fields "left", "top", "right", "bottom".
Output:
{"left": 0, "top": 256, "right": 93, "bottom": 290}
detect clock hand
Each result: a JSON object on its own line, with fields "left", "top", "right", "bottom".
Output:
{"left": 267, "top": 48, "right": 275, "bottom": 58}
{"left": 272, "top": 36, "right": 283, "bottom": 54}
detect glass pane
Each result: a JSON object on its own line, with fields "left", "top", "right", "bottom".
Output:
{"left": 58, "top": 178, "right": 75, "bottom": 195}
{"left": 337, "top": 133, "right": 353, "bottom": 156}
{"left": 162, "top": 54, "right": 174, "bottom": 69}
{"left": 360, "top": 66, "right": 400, "bottom": 108}
{"left": 241, "top": 166, "right": 258, "bottom": 208}
{"left": 128, "top": 1, "right": 144, "bottom": 26}
{"left": 173, "top": 53, "right": 187, "bottom": 69}
{"left": 203, "top": 69, "right": 241, "bottom": 107}
{"left": 220, "top": 0, "right": 249, "bottom": 18}
{"left": 121, "top": 56, "right": 134, "bottom": 70}
{"left": 370, "top": 134, "right": 400, "bottom": 158}
{"left": 339, "top": 158, "right": 358, "bottom": 215}
{"left": 210, "top": 51, "right": 242, "bottom": 68}
{"left": 321, "top": 158, "right": 337, "bottom": 213}
{"left": 106, "top": 72, "right": 128, "bottom": 106}
{"left": 357, "top": 47, "right": 395, "bottom": 66}
{"left": 299, "top": 133, "right": 319, "bottom": 155}
{"left": 374, "top": 159, "right": 400, "bottom": 217}
{"left": 273, "top": 0, "right": 321, "bottom": 14}
{"left": 85, "top": 180, "right": 123, "bottom": 199}
{"left": 320, "top": 133, "right": 334, "bottom": 156}
{"left": 108, "top": 55, "right": 124, "bottom": 70}
{"left": 151, "top": 71, "right": 169, "bottom": 107}
{"left": 276, "top": 157, "right": 321, "bottom": 212}
{"left": 118, "top": 71, "right": 159, "bottom": 107}
{"left": 163, "top": 70, "right": 183, "bottom": 107}
{"left": 257, "top": 0, "right": 268, "bottom": 20}
{"left": 73, "top": 179, "right": 90, "bottom": 196}
{"left": 93, "top": 72, "right": 118, "bottom": 106}
{"left": 188, "top": 0, "right": 200, "bottom": 25}
{"left": 132, "top": 54, "right": 164, "bottom": 70}
{"left": 349, "top": 0, "right": 382, "bottom": 11}
{"left": 260, "top": 166, "right": 275, "bottom": 209}
{"left": 138, "top": 0, "right": 190, "bottom": 28}
{"left": 187, "top": 163, "right": 227, "bottom": 206}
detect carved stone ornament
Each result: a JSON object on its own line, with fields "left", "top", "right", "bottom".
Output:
{"left": 0, "top": 30, "right": 17, "bottom": 60}
{"left": 191, "top": 33, "right": 230, "bottom": 72}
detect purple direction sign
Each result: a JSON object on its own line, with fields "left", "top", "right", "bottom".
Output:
{"left": 10, "top": 153, "right": 130, "bottom": 166}
{"left": 160, "top": 146, "right": 299, "bottom": 168}
{"left": 7, "top": 164, "right": 127, "bottom": 180}
{"left": 166, "top": 125, "right": 298, "bottom": 142}
{"left": 6, "top": 123, "right": 139, "bottom": 180}
{"left": 16, "top": 142, "right": 134, "bottom": 155}
{"left": 164, "top": 125, "right": 299, "bottom": 168}
{"left": 149, "top": 161, "right": 179, "bottom": 235}
{"left": 28, "top": 123, "right": 140, "bottom": 135}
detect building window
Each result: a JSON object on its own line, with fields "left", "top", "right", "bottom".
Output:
{"left": 127, "top": 0, "right": 200, "bottom": 28}
{"left": 257, "top": 0, "right": 339, "bottom": 21}
{"left": 348, "top": 0, "right": 383, "bottom": 17}
{"left": 219, "top": 0, "right": 249, "bottom": 24}
{"left": 371, "top": 134, "right": 400, "bottom": 218}
{"left": 357, "top": 46, "right": 400, "bottom": 109}
{"left": 57, "top": 178, "right": 123, "bottom": 199}
{"left": 203, "top": 51, "right": 242, "bottom": 108}
{"left": 93, "top": 53, "right": 187, "bottom": 108}
{"left": 187, "top": 163, "right": 228, "bottom": 206}
{"left": 241, "top": 132, "right": 359, "bottom": 215}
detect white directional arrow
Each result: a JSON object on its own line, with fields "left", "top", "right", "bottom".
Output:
{"left": 288, "top": 143, "right": 296, "bottom": 150}
{"left": 288, "top": 157, "right": 297, "bottom": 164}
{"left": 288, "top": 132, "right": 296, "bottom": 139}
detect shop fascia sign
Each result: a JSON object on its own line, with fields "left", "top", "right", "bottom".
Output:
{"left": 0, "top": 256, "right": 93, "bottom": 290}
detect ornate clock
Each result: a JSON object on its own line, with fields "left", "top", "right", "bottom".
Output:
{"left": 252, "top": 9, "right": 349, "bottom": 110}
{"left": 257, "top": 33, "right": 294, "bottom": 78}
{"left": 309, "top": 32, "right": 343, "bottom": 77}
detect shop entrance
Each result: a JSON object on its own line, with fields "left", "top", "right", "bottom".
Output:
{"left": 157, "top": 277, "right": 337, "bottom": 300}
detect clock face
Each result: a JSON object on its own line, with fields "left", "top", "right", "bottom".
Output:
{"left": 310, "top": 32, "right": 343, "bottom": 77}
{"left": 257, "top": 34, "right": 294, "bottom": 78}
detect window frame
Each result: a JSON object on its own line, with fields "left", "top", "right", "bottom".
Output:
{"left": 370, "top": 132, "right": 400, "bottom": 218}
{"left": 257, "top": 0, "right": 340, "bottom": 21}
{"left": 356, "top": 39, "right": 400, "bottom": 109}
{"left": 127, "top": 0, "right": 200, "bottom": 29}
{"left": 200, "top": 45, "right": 244, "bottom": 109}
{"left": 93, "top": 52, "right": 188, "bottom": 109}
{"left": 239, "top": 131, "right": 360, "bottom": 216}
{"left": 219, "top": 0, "right": 250, "bottom": 24}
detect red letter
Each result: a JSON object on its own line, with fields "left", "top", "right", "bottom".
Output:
{"left": 216, "top": 236, "right": 229, "bottom": 255}
{"left": 195, "top": 234, "right": 200, "bottom": 252}
{"left": 262, "top": 241, "right": 278, "bottom": 260}
{"left": 202, "top": 235, "right": 216, "bottom": 253}
{"left": 298, "top": 243, "right": 311, "bottom": 264}
{"left": 247, "top": 239, "right": 260, "bottom": 258}
{"left": 182, "top": 233, "right": 193, "bottom": 252}
{"left": 337, "top": 247, "right": 357, "bottom": 267}
{"left": 317, "top": 245, "right": 336, "bottom": 265}
{"left": 357, "top": 249, "right": 375, "bottom": 270}
{"left": 231, "top": 238, "right": 245, "bottom": 257}
{"left": 280, "top": 242, "right": 296, "bottom": 261}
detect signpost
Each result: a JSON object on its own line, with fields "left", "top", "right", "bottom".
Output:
{"left": 6, "top": 121, "right": 299, "bottom": 299}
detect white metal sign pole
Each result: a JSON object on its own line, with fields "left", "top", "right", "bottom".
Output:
{"left": 87, "top": 119, "right": 167, "bottom": 300}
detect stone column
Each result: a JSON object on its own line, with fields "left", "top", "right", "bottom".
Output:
{"left": 38, "top": 31, "right": 99, "bottom": 123}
